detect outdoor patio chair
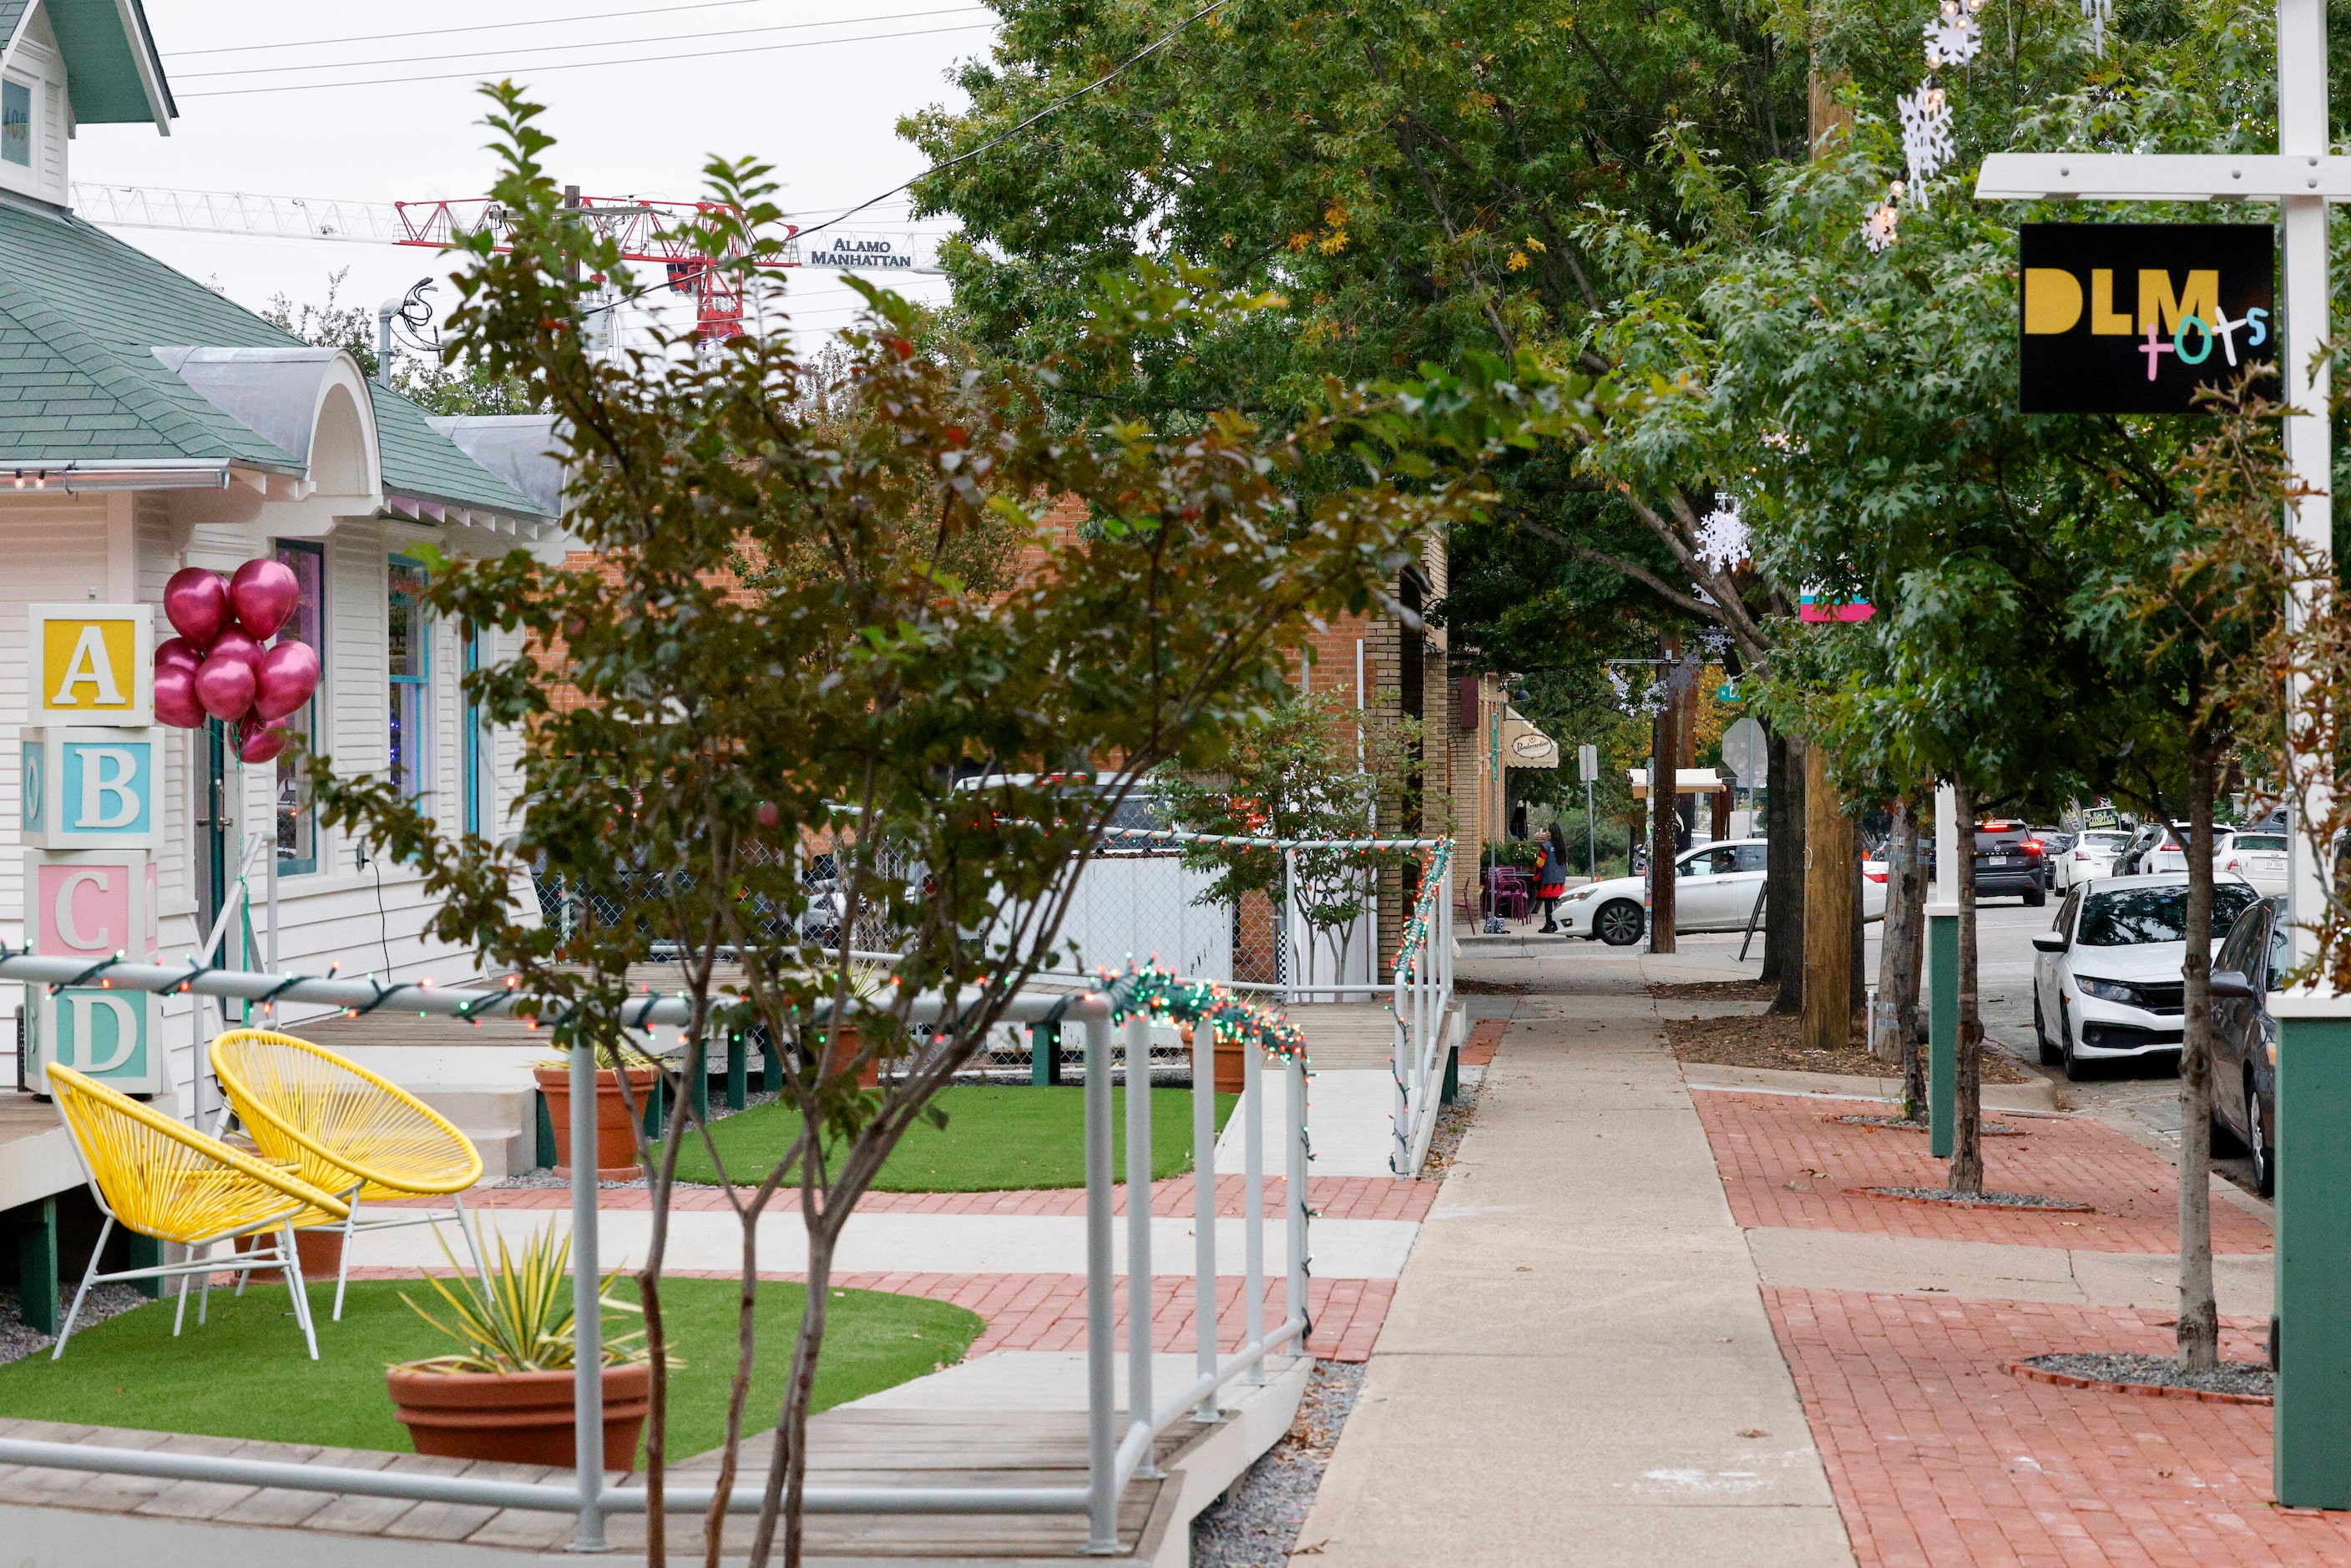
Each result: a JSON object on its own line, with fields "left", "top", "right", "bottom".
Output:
{"left": 44, "top": 1064, "right": 349, "bottom": 1360}
{"left": 210, "top": 1028, "right": 485, "bottom": 1323}
{"left": 1484, "top": 867, "right": 1532, "bottom": 921}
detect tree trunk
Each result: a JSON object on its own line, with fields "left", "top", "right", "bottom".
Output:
{"left": 1649, "top": 691, "right": 1678, "bottom": 953}
{"left": 2177, "top": 740, "right": 2221, "bottom": 1372}
{"left": 1802, "top": 743, "right": 1854, "bottom": 1052}
{"left": 1893, "top": 799, "right": 1929, "bottom": 1117}
{"left": 1767, "top": 730, "right": 1806, "bottom": 1014}
{"left": 750, "top": 1222, "right": 832, "bottom": 1568}
{"left": 1949, "top": 779, "right": 1984, "bottom": 1195}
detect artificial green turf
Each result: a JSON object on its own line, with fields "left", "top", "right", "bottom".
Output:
{"left": 0, "top": 1276, "right": 981, "bottom": 1460}
{"left": 662, "top": 1085, "right": 1237, "bottom": 1190}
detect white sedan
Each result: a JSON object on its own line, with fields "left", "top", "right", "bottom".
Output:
{"left": 2054, "top": 829, "right": 2134, "bottom": 890}
{"left": 1558, "top": 838, "right": 1886, "bottom": 947}
{"left": 2030, "top": 873, "right": 2263, "bottom": 1080}
{"left": 2215, "top": 830, "right": 2288, "bottom": 897}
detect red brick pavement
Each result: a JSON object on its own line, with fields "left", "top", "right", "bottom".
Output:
{"left": 1762, "top": 1287, "right": 2348, "bottom": 1566}
{"left": 342, "top": 1266, "right": 1390, "bottom": 1362}
{"left": 432, "top": 1174, "right": 1433, "bottom": 1223}
{"left": 1461, "top": 1019, "right": 1505, "bottom": 1066}
{"left": 1693, "top": 1091, "right": 2273, "bottom": 1255}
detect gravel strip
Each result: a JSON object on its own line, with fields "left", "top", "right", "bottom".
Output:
{"left": 1860, "top": 1185, "right": 2091, "bottom": 1211}
{"left": 1831, "top": 1114, "right": 2025, "bottom": 1137}
{"left": 0, "top": 1283, "right": 149, "bottom": 1368}
{"left": 2018, "top": 1352, "right": 2273, "bottom": 1399}
{"left": 1420, "top": 1078, "right": 1483, "bottom": 1177}
{"left": 1191, "top": 1360, "right": 1366, "bottom": 1566}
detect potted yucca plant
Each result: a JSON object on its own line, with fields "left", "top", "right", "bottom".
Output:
{"left": 816, "top": 961, "right": 893, "bottom": 1087}
{"left": 387, "top": 1223, "right": 658, "bottom": 1468}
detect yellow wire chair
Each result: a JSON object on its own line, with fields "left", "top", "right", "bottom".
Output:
{"left": 44, "top": 1064, "right": 351, "bottom": 1360}
{"left": 209, "top": 1029, "right": 486, "bottom": 1323}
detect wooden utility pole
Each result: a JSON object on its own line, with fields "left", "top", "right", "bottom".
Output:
{"left": 1802, "top": 743, "right": 1855, "bottom": 1051}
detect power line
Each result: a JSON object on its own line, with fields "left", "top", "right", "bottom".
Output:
{"left": 174, "top": 7, "right": 991, "bottom": 79}
{"left": 173, "top": 0, "right": 833, "bottom": 56}
{"left": 179, "top": 20, "right": 997, "bottom": 97}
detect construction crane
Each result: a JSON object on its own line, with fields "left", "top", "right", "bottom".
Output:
{"left": 69, "top": 182, "right": 943, "bottom": 341}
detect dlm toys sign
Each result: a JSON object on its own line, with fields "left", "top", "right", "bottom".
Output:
{"left": 2019, "top": 223, "right": 2275, "bottom": 414}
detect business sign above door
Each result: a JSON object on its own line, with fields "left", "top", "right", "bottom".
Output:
{"left": 2019, "top": 223, "right": 2275, "bottom": 414}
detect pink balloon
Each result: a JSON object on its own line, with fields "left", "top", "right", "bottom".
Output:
{"left": 164, "top": 568, "right": 229, "bottom": 647}
{"left": 155, "top": 637, "right": 200, "bottom": 677}
{"left": 230, "top": 558, "right": 301, "bottom": 641}
{"left": 154, "top": 664, "right": 205, "bottom": 728}
{"left": 207, "top": 625, "right": 262, "bottom": 673}
{"left": 238, "top": 717, "right": 291, "bottom": 766}
{"left": 253, "top": 640, "right": 321, "bottom": 722}
{"left": 194, "top": 654, "right": 256, "bottom": 723}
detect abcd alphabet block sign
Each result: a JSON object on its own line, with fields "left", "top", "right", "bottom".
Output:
{"left": 2019, "top": 223, "right": 2276, "bottom": 414}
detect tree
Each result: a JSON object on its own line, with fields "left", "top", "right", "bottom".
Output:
{"left": 311, "top": 87, "right": 1606, "bottom": 1568}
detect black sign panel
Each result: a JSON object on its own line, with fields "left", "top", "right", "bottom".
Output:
{"left": 2018, "top": 223, "right": 2274, "bottom": 414}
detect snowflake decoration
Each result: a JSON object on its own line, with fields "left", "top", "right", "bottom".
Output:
{"left": 1924, "top": 4, "right": 1979, "bottom": 68}
{"left": 1694, "top": 494, "right": 1750, "bottom": 572}
{"left": 1864, "top": 200, "right": 1903, "bottom": 253}
{"left": 2081, "top": 0, "right": 2111, "bottom": 53}
{"left": 1897, "top": 83, "right": 1954, "bottom": 201}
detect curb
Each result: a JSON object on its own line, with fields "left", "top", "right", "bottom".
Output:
{"left": 2005, "top": 1360, "right": 2273, "bottom": 1406}
{"left": 1680, "top": 1061, "right": 2063, "bottom": 1111}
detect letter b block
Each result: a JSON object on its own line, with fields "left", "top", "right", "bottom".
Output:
{"left": 21, "top": 728, "right": 159, "bottom": 850}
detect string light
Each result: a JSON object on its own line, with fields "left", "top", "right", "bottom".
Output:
{"left": 1097, "top": 960, "right": 1311, "bottom": 1063}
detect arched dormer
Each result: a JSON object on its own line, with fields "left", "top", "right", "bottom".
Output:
{"left": 151, "top": 346, "right": 384, "bottom": 514}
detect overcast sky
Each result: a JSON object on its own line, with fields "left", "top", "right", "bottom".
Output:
{"left": 70, "top": 0, "right": 982, "bottom": 351}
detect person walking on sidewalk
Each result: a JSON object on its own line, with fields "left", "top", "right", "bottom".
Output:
{"left": 1535, "top": 822, "right": 1570, "bottom": 933}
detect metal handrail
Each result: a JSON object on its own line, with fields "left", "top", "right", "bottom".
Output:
{"left": 0, "top": 957, "right": 1312, "bottom": 1552}
{"left": 1389, "top": 841, "right": 1458, "bottom": 1178}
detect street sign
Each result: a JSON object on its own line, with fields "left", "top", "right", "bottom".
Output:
{"left": 1719, "top": 716, "right": 1767, "bottom": 787}
{"left": 1576, "top": 743, "right": 1599, "bottom": 783}
{"left": 2019, "top": 223, "right": 2275, "bottom": 413}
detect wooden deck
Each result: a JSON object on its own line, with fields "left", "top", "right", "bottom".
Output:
{"left": 0, "top": 1364, "right": 1310, "bottom": 1565}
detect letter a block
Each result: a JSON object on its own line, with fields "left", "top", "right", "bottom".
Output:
{"left": 28, "top": 605, "right": 152, "bottom": 728}
{"left": 20, "top": 727, "right": 158, "bottom": 850}
{"left": 22, "top": 851, "right": 160, "bottom": 1095}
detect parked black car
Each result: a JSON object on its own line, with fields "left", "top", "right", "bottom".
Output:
{"left": 1972, "top": 820, "right": 2049, "bottom": 906}
{"left": 2211, "top": 895, "right": 2287, "bottom": 1196}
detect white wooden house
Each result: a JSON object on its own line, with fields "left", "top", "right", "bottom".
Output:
{"left": 0, "top": 0, "right": 566, "bottom": 1130}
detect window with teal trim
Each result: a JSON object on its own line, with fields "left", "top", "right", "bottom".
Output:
{"left": 463, "top": 625, "right": 495, "bottom": 837}
{"left": 1, "top": 80, "right": 28, "bottom": 168}
{"left": 388, "top": 555, "right": 432, "bottom": 804}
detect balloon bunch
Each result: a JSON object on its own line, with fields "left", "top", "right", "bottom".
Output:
{"left": 153, "top": 561, "right": 320, "bottom": 765}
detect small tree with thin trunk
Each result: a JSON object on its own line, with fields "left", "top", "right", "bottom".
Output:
{"left": 311, "top": 88, "right": 1610, "bottom": 1568}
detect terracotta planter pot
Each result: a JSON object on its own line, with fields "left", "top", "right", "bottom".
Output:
{"left": 533, "top": 1065, "right": 657, "bottom": 1179}
{"left": 1213, "top": 1034, "right": 1246, "bottom": 1096}
{"left": 387, "top": 1361, "right": 651, "bottom": 1469}
{"left": 229, "top": 1227, "right": 345, "bottom": 1285}
{"left": 820, "top": 1024, "right": 879, "bottom": 1088}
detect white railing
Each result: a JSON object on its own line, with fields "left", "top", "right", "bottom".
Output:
{"left": 1390, "top": 841, "right": 1459, "bottom": 1178}
{"left": 0, "top": 953, "right": 1307, "bottom": 1555}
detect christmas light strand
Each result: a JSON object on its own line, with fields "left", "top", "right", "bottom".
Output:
{"left": 1098, "top": 960, "right": 1312, "bottom": 1064}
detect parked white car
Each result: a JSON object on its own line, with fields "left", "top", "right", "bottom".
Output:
{"left": 2215, "top": 830, "right": 2289, "bottom": 897}
{"left": 2054, "top": 828, "right": 2134, "bottom": 890}
{"left": 1558, "top": 838, "right": 1887, "bottom": 946}
{"left": 2030, "top": 873, "right": 2263, "bottom": 1080}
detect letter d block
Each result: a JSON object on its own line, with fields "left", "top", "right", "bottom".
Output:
{"left": 20, "top": 727, "right": 159, "bottom": 850}
{"left": 27, "top": 986, "right": 159, "bottom": 1095}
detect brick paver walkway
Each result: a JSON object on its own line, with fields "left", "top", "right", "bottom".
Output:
{"left": 1762, "top": 1287, "right": 2348, "bottom": 1566}
{"left": 1693, "top": 1091, "right": 2273, "bottom": 1254}
{"left": 438, "top": 1174, "right": 1433, "bottom": 1222}
{"left": 343, "top": 1266, "right": 1391, "bottom": 1361}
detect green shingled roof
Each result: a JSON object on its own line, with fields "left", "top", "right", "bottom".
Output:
{"left": 0, "top": 198, "right": 544, "bottom": 516}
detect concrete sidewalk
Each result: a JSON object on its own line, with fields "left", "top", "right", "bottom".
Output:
{"left": 1290, "top": 964, "right": 1853, "bottom": 1566}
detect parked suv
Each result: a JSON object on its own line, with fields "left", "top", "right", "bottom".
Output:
{"left": 1973, "top": 820, "right": 2050, "bottom": 907}
{"left": 2211, "top": 895, "right": 2288, "bottom": 1196}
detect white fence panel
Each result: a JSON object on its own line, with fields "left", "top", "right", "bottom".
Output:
{"left": 1054, "top": 852, "right": 1232, "bottom": 983}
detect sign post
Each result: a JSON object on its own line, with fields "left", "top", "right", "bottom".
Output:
{"left": 1977, "top": 0, "right": 2338, "bottom": 1500}
{"left": 1577, "top": 743, "right": 1599, "bottom": 878}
